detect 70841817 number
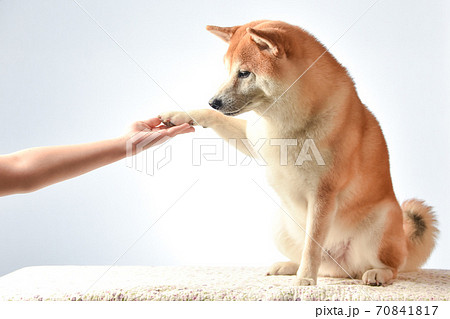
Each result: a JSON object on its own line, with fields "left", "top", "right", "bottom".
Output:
{"left": 376, "top": 306, "right": 438, "bottom": 316}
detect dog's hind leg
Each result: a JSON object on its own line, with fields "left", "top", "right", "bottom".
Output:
{"left": 267, "top": 261, "right": 299, "bottom": 275}
{"left": 268, "top": 209, "right": 305, "bottom": 276}
{"left": 362, "top": 268, "right": 394, "bottom": 286}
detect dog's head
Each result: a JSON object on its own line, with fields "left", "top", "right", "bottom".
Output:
{"left": 206, "top": 20, "right": 302, "bottom": 117}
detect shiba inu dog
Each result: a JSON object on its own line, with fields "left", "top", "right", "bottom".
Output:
{"left": 159, "top": 20, "right": 438, "bottom": 286}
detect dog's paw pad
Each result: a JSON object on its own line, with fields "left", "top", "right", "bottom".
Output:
{"left": 159, "top": 111, "right": 193, "bottom": 127}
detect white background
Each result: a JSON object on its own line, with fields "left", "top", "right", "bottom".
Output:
{"left": 0, "top": 0, "right": 449, "bottom": 276}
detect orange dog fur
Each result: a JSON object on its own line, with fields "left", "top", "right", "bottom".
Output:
{"left": 160, "top": 20, "right": 438, "bottom": 285}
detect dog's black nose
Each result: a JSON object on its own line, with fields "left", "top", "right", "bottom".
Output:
{"left": 209, "top": 98, "right": 223, "bottom": 110}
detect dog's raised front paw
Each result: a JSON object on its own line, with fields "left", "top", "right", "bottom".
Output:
{"left": 159, "top": 111, "right": 194, "bottom": 127}
{"left": 295, "top": 277, "right": 316, "bottom": 286}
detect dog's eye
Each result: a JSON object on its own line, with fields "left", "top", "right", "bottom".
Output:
{"left": 238, "top": 70, "right": 251, "bottom": 79}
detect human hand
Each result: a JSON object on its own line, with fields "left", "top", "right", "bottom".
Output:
{"left": 123, "top": 117, "right": 195, "bottom": 156}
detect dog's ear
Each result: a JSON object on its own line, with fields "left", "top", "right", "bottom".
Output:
{"left": 246, "top": 27, "right": 284, "bottom": 58}
{"left": 206, "top": 25, "right": 239, "bottom": 43}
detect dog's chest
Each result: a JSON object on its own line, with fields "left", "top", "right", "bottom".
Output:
{"left": 246, "top": 122, "right": 326, "bottom": 199}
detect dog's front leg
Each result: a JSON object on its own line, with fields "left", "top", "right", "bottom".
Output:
{"left": 159, "top": 109, "right": 253, "bottom": 156}
{"left": 296, "top": 194, "right": 335, "bottom": 286}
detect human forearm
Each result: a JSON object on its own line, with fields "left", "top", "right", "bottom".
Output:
{"left": 0, "top": 118, "right": 194, "bottom": 196}
{"left": 2, "top": 137, "right": 126, "bottom": 195}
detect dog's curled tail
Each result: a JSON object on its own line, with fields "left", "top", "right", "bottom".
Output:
{"left": 401, "top": 199, "right": 439, "bottom": 271}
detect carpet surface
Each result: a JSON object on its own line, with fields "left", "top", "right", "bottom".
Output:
{"left": 0, "top": 266, "right": 448, "bottom": 301}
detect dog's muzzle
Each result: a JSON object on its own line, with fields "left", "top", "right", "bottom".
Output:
{"left": 208, "top": 98, "right": 223, "bottom": 110}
